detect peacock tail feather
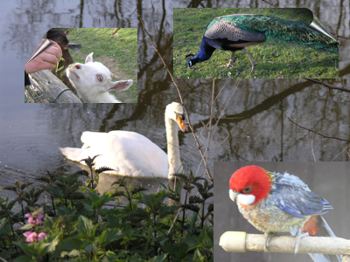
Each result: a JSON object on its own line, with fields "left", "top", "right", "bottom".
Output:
{"left": 205, "top": 15, "right": 338, "bottom": 52}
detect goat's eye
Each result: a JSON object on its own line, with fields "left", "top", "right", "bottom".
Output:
{"left": 96, "top": 74, "right": 103, "bottom": 82}
{"left": 75, "top": 64, "right": 81, "bottom": 69}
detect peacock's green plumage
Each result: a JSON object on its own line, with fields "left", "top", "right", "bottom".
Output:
{"left": 206, "top": 14, "right": 338, "bottom": 52}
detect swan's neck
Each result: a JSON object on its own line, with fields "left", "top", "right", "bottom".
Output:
{"left": 165, "top": 117, "right": 183, "bottom": 179}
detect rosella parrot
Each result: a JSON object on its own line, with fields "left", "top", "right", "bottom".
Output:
{"left": 229, "top": 165, "right": 340, "bottom": 262}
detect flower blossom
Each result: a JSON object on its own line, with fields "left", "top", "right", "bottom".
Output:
{"left": 23, "top": 231, "right": 47, "bottom": 243}
{"left": 24, "top": 212, "right": 44, "bottom": 225}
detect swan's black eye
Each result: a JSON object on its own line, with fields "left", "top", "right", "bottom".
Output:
{"left": 242, "top": 187, "right": 252, "bottom": 194}
{"left": 175, "top": 112, "right": 185, "bottom": 121}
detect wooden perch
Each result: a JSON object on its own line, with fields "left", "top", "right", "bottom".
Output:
{"left": 25, "top": 70, "right": 82, "bottom": 103}
{"left": 219, "top": 231, "right": 350, "bottom": 256}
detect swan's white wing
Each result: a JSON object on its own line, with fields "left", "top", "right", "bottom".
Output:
{"left": 61, "top": 131, "right": 168, "bottom": 178}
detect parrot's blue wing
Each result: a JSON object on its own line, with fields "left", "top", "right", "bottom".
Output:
{"left": 271, "top": 172, "right": 333, "bottom": 218}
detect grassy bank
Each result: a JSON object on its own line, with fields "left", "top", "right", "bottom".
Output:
{"left": 173, "top": 8, "right": 338, "bottom": 79}
{"left": 67, "top": 28, "right": 138, "bottom": 103}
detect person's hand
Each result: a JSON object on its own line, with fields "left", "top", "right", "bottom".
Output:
{"left": 25, "top": 41, "right": 62, "bottom": 74}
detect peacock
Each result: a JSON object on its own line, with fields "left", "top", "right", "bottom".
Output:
{"left": 186, "top": 9, "right": 338, "bottom": 71}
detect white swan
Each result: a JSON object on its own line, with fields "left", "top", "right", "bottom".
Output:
{"left": 60, "top": 102, "right": 187, "bottom": 179}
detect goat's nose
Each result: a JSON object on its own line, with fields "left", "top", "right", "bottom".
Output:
{"left": 75, "top": 64, "right": 81, "bottom": 69}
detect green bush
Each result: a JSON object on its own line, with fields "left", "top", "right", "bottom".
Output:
{"left": 0, "top": 159, "right": 213, "bottom": 261}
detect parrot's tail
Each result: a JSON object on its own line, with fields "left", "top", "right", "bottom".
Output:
{"left": 306, "top": 216, "right": 341, "bottom": 262}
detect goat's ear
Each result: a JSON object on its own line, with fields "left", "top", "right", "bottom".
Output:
{"left": 109, "top": 79, "right": 133, "bottom": 91}
{"left": 85, "top": 52, "right": 94, "bottom": 63}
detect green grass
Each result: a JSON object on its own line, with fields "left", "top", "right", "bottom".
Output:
{"left": 67, "top": 28, "right": 138, "bottom": 102}
{"left": 173, "top": 8, "right": 339, "bottom": 79}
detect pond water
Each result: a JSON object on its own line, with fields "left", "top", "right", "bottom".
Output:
{"left": 0, "top": 0, "right": 349, "bottom": 193}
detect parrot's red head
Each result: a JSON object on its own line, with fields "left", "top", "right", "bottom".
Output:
{"left": 229, "top": 165, "right": 272, "bottom": 206}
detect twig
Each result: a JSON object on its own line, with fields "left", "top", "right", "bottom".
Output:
{"left": 167, "top": 208, "right": 181, "bottom": 235}
{"left": 204, "top": 79, "right": 216, "bottom": 160}
{"left": 310, "top": 138, "right": 317, "bottom": 162}
{"left": 138, "top": 16, "right": 212, "bottom": 181}
{"left": 194, "top": 79, "right": 240, "bottom": 175}
{"left": 195, "top": 79, "right": 216, "bottom": 176}
{"left": 305, "top": 78, "right": 350, "bottom": 93}
{"left": 332, "top": 144, "right": 350, "bottom": 161}
{"left": 79, "top": 0, "right": 84, "bottom": 28}
{"left": 112, "top": 28, "right": 121, "bottom": 35}
{"left": 288, "top": 117, "right": 350, "bottom": 143}
{"left": 220, "top": 231, "right": 350, "bottom": 256}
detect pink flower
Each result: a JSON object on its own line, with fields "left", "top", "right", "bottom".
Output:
{"left": 23, "top": 231, "right": 38, "bottom": 243}
{"left": 23, "top": 231, "right": 47, "bottom": 243}
{"left": 37, "top": 232, "right": 47, "bottom": 241}
{"left": 27, "top": 216, "right": 35, "bottom": 225}
{"left": 25, "top": 212, "right": 44, "bottom": 225}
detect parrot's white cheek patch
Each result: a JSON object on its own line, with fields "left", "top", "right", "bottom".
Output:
{"left": 229, "top": 189, "right": 237, "bottom": 202}
{"left": 237, "top": 194, "right": 256, "bottom": 205}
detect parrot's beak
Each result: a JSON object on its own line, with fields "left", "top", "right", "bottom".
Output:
{"left": 229, "top": 189, "right": 238, "bottom": 202}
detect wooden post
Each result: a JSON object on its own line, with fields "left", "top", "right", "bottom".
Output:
{"left": 25, "top": 70, "right": 82, "bottom": 103}
{"left": 219, "top": 231, "right": 350, "bottom": 256}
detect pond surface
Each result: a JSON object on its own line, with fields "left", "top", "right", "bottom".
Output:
{"left": 0, "top": 0, "right": 349, "bottom": 195}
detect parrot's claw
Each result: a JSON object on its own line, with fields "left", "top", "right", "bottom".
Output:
{"left": 264, "top": 232, "right": 274, "bottom": 252}
{"left": 294, "top": 232, "right": 309, "bottom": 254}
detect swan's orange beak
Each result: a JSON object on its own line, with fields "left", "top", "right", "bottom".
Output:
{"left": 176, "top": 115, "right": 188, "bottom": 132}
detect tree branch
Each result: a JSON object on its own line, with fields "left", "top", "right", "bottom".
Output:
{"left": 305, "top": 78, "right": 350, "bottom": 93}
{"left": 288, "top": 117, "right": 350, "bottom": 143}
{"left": 219, "top": 231, "right": 350, "bottom": 256}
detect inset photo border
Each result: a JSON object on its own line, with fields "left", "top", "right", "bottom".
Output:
{"left": 24, "top": 28, "right": 138, "bottom": 103}
{"left": 174, "top": 8, "right": 339, "bottom": 79}
{"left": 214, "top": 161, "right": 350, "bottom": 262}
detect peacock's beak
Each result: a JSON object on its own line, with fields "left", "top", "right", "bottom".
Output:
{"left": 176, "top": 115, "right": 188, "bottom": 132}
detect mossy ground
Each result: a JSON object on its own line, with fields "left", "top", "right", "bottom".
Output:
{"left": 67, "top": 28, "right": 138, "bottom": 102}
{"left": 173, "top": 8, "right": 338, "bottom": 79}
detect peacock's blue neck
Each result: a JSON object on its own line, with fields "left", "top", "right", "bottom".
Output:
{"left": 190, "top": 37, "right": 216, "bottom": 65}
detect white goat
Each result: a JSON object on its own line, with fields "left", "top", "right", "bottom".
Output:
{"left": 66, "top": 52, "right": 133, "bottom": 103}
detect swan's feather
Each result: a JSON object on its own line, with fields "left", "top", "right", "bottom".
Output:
{"left": 61, "top": 130, "right": 168, "bottom": 178}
